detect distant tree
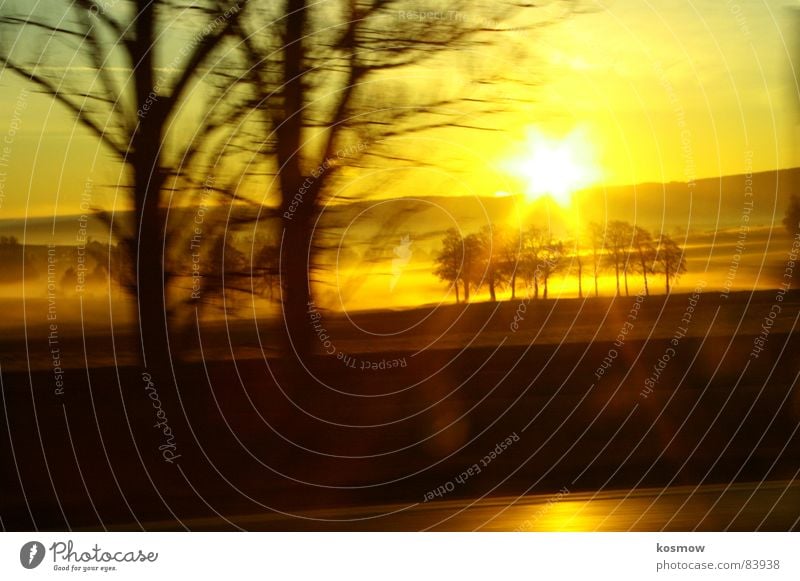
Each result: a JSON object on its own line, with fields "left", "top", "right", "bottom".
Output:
{"left": 652, "top": 235, "right": 687, "bottom": 294}
{"left": 603, "top": 220, "right": 634, "bottom": 296}
{"left": 435, "top": 229, "right": 483, "bottom": 303}
{"left": 587, "top": 222, "right": 606, "bottom": 297}
{"left": 517, "top": 227, "right": 562, "bottom": 299}
{"left": 518, "top": 226, "right": 544, "bottom": 298}
{"left": 108, "top": 242, "right": 134, "bottom": 296}
{"left": 784, "top": 194, "right": 800, "bottom": 235}
{"left": 631, "top": 226, "right": 656, "bottom": 296}
{"left": 622, "top": 249, "right": 633, "bottom": 296}
{"left": 434, "top": 228, "right": 465, "bottom": 304}
{"left": 75, "top": 239, "right": 114, "bottom": 292}
{"left": 0, "top": 235, "right": 33, "bottom": 282}
{"left": 461, "top": 233, "right": 484, "bottom": 302}
{"left": 537, "top": 238, "right": 563, "bottom": 300}
{"left": 85, "top": 240, "right": 110, "bottom": 276}
{"left": 203, "top": 235, "right": 249, "bottom": 312}
{"left": 475, "top": 224, "right": 508, "bottom": 302}
{"left": 255, "top": 242, "right": 280, "bottom": 301}
{"left": 499, "top": 229, "right": 523, "bottom": 300}
{"left": 60, "top": 267, "right": 78, "bottom": 291}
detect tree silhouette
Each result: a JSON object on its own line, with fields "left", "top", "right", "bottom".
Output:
{"left": 0, "top": 1, "right": 249, "bottom": 376}
{"left": 460, "top": 233, "right": 484, "bottom": 302}
{"left": 434, "top": 229, "right": 465, "bottom": 304}
{"left": 537, "top": 238, "right": 563, "bottom": 300}
{"left": 653, "top": 234, "right": 687, "bottom": 294}
{"left": 587, "top": 222, "right": 606, "bottom": 297}
{"left": 435, "top": 227, "right": 511, "bottom": 303}
{"left": 603, "top": 220, "right": 634, "bottom": 296}
{"left": 0, "top": 236, "right": 29, "bottom": 282}
{"left": 476, "top": 224, "right": 508, "bottom": 302}
{"left": 497, "top": 228, "right": 523, "bottom": 300}
{"left": 202, "top": 235, "right": 249, "bottom": 313}
{"left": 518, "top": 226, "right": 544, "bottom": 298}
{"left": 254, "top": 242, "right": 280, "bottom": 302}
{"left": 631, "top": 226, "right": 656, "bottom": 296}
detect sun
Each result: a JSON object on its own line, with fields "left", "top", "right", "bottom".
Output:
{"left": 503, "top": 127, "right": 601, "bottom": 206}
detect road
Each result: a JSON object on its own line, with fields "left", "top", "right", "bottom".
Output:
{"left": 121, "top": 480, "right": 800, "bottom": 531}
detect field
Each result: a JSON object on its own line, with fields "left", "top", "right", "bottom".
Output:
{"left": 1, "top": 288, "right": 798, "bottom": 530}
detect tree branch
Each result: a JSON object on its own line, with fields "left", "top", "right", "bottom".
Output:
{"left": 0, "top": 55, "right": 127, "bottom": 158}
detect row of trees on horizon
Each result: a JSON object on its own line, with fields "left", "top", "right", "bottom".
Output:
{"left": 433, "top": 221, "right": 688, "bottom": 303}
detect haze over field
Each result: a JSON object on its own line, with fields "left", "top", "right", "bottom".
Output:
{"left": 1, "top": 167, "right": 797, "bottom": 312}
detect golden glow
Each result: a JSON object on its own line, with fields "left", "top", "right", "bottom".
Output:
{"left": 503, "top": 127, "right": 601, "bottom": 207}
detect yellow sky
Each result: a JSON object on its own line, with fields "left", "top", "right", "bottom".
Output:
{"left": 0, "top": 0, "right": 797, "bottom": 219}
{"left": 534, "top": 0, "right": 799, "bottom": 186}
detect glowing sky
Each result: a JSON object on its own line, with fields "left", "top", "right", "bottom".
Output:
{"left": 0, "top": 0, "right": 797, "bottom": 218}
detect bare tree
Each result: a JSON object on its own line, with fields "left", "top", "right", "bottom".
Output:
{"left": 433, "top": 228, "right": 486, "bottom": 303}
{"left": 653, "top": 234, "right": 687, "bottom": 294}
{"left": 587, "top": 222, "right": 606, "bottom": 297}
{"left": 499, "top": 228, "right": 523, "bottom": 300}
{"left": 603, "top": 220, "right": 634, "bottom": 296}
{"left": 0, "top": 1, "right": 251, "bottom": 376}
{"left": 476, "top": 224, "right": 508, "bottom": 302}
{"left": 516, "top": 227, "right": 561, "bottom": 299}
{"left": 631, "top": 226, "right": 656, "bottom": 296}
{"left": 518, "top": 226, "right": 543, "bottom": 298}
{"left": 460, "top": 233, "right": 484, "bottom": 302}
{"left": 254, "top": 241, "right": 281, "bottom": 301}
{"left": 569, "top": 235, "right": 584, "bottom": 298}
{"left": 434, "top": 228, "right": 464, "bottom": 304}
{"left": 537, "top": 237, "right": 563, "bottom": 300}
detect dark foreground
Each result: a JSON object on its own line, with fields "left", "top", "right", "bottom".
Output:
{"left": 119, "top": 480, "right": 800, "bottom": 531}
{"left": 1, "top": 292, "right": 799, "bottom": 531}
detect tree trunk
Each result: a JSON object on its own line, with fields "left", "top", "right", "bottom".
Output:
{"left": 665, "top": 263, "right": 671, "bottom": 294}
{"left": 281, "top": 206, "right": 314, "bottom": 360}
{"left": 132, "top": 126, "right": 172, "bottom": 379}
{"left": 624, "top": 268, "right": 629, "bottom": 297}
{"left": 276, "top": 0, "right": 313, "bottom": 363}
{"left": 131, "top": 2, "right": 172, "bottom": 379}
{"left": 510, "top": 271, "right": 516, "bottom": 300}
{"left": 454, "top": 280, "right": 460, "bottom": 303}
{"left": 640, "top": 257, "right": 649, "bottom": 296}
{"left": 594, "top": 271, "right": 599, "bottom": 297}
{"left": 135, "top": 200, "right": 172, "bottom": 377}
{"left": 463, "top": 279, "right": 470, "bottom": 302}
{"left": 614, "top": 263, "right": 620, "bottom": 296}
{"left": 131, "top": 143, "right": 173, "bottom": 381}
{"left": 488, "top": 271, "right": 496, "bottom": 302}
{"left": 543, "top": 275, "right": 548, "bottom": 300}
